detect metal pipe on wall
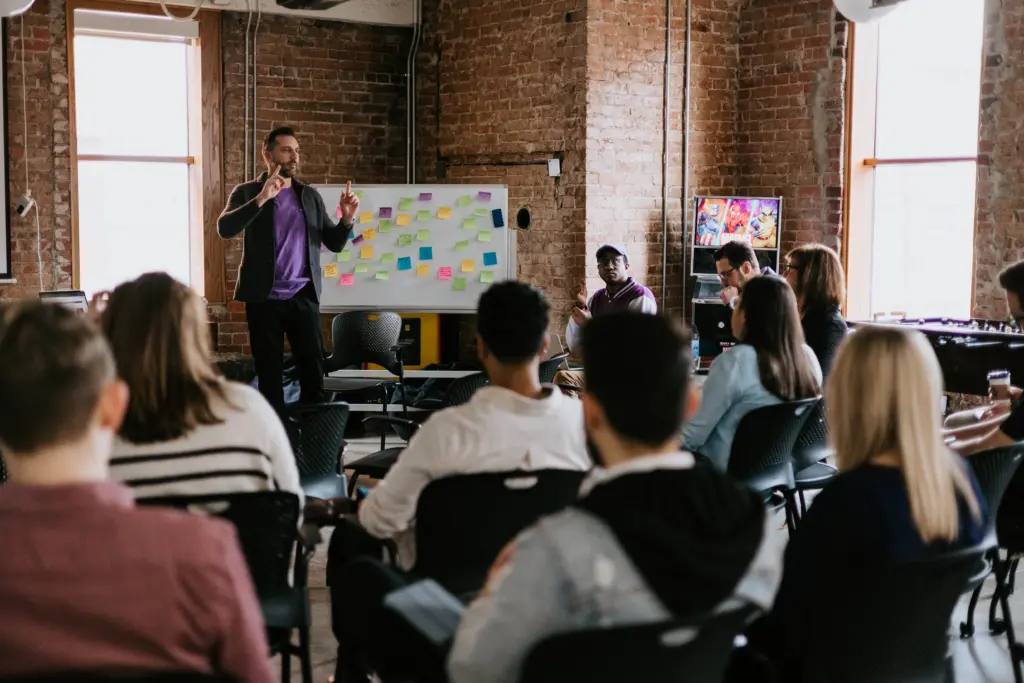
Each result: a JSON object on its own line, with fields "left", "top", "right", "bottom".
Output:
{"left": 682, "top": 0, "right": 692, "bottom": 296}
{"left": 405, "top": 0, "right": 422, "bottom": 183}
{"left": 660, "top": 0, "right": 672, "bottom": 310}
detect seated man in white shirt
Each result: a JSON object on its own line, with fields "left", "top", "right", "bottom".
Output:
{"left": 328, "top": 280, "right": 591, "bottom": 683}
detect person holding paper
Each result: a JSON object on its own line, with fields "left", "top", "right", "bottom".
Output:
{"left": 217, "top": 126, "right": 360, "bottom": 410}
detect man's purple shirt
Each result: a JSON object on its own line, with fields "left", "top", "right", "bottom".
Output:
{"left": 268, "top": 186, "right": 311, "bottom": 300}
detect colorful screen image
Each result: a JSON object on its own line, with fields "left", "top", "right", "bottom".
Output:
{"left": 693, "top": 196, "right": 781, "bottom": 249}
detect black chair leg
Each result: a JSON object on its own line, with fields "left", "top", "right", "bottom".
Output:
{"left": 280, "top": 648, "right": 291, "bottom": 683}
{"left": 783, "top": 493, "right": 798, "bottom": 534}
{"left": 347, "top": 473, "right": 359, "bottom": 498}
{"left": 798, "top": 490, "right": 808, "bottom": 517}
{"left": 299, "top": 626, "right": 314, "bottom": 683}
{"left": 960, "top": 582, "right": 983, "bottom": 639}
{"left": 995, "top": 559, "right": 1024, "bottom": 683}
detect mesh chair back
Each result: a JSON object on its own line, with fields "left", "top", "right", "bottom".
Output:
{"left": 139, "top": 492, "right": 300, "bottom": 595}
{"left": 727, "top": 398, "right": 818, "bottom": 492}
{"left": 285, "top": 402, "right": 350, "bottom": 478}
{"left": 445, "top": 372, "right": 491, "bottom": 407}
{"left": 967, "top": 444, "right": 1024, "bottom": 522}
{"left": 519, "top": 605, "right": 758, "bottom": 683}
{"left": 0, "top": 674, "right": 235, "bottom": 682}
{"left": 415, "top": 469, "right": 586, "bottom": 595}
{"left": 790, "top": 399, "right": 829, "bottom": 472}
{"left": 325, "top": 312, "right": 403, "bottom": 375}
{"left": 538, "top": 353, "right": 569, "bottom": 384}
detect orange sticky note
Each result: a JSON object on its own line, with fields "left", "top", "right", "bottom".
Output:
{"left": 323, "top": 264, "right": 339, "bottom": 278}
{"left": 438, "top": 206, "right": 453, "bottom": 220}
{"left": 358, "top": 211, "right": 373, "bottom": 224}
{"left": 461, "top": 259, "right": 475, "bottom": 273}
{"left": 360, "top": 245, "right": 374, "bottom": 259}
{"left": 416, "top": 264, "right": 430, "bottom": 277}
{"left": 362, "top": 228, "right": 377, "bottom": 241}
{"left": 396, "top": 213, "right": 411, "bottom": 226}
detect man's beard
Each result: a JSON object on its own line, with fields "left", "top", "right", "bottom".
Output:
{"left": 278, "top": 162, "right": 298, "bottom": 178}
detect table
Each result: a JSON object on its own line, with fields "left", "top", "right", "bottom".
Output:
{"left": 325, "top": 368, "right": 481, "bottom": 412}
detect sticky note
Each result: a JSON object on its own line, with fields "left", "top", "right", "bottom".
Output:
{"left": 416, "top": 264, "right": 430, "bottom": 277}
{"left": 438, "top": 267, "right": 453, "bottom": 281}
{"left": 340, "top": 274, "right": 354, "bottom": 286}
{"left": 336, "top": 206, "right": 343, "bottom": 219}
{"left": 399, "top": 198, "right": 413, "bottom": 211}
{"left": 492, "top": 209, "right": 505, "bottom": 228}
{"left": 396, "top": 214, "right": 411, "bottom": 226}
{"left": 354, "top": 190, "right": 364, "bottom": 200}
{"left": 417, "top": 229, "right": 430, "bottom": 241}
{"left": 379, "top": 207, "right": 393, "bottom": 219}
{"left": 338, "top": 249, "right": 352, "bottom": 262}
{"left": 461, "top": 259, "right": 475, "bottom": 273}
{"left": 438, "top": 206, "right": 452, "bottom": 220}
{"left": 352, "top": 234, "right": 364, "bottom": 245}
{"left": 362, "top": 228, "right": 377, "bottom": 241}
{"left": 419, "top": 246, "right": 433, "bottom": 261}
{"left": 382, "top": 253, "right": 396, "bottom": 265}
{"left": 474, "top": 209, "right": 489, "bottom": 217}
{"left": 457, "top": 195, "right": 472, "bottom": 207}
{"left": 453, "top": 277, "right": 467, "bottom": 291}
{"left": 397, "top": 256, "right": 412, "bottom": 271}
{"left": 455, "top": 240, "right": 469, "bottom": 251}
{"left": 483, "top": 251, "right": 498, "bottom": 266}
{"left": 360, "top": 245, "right": 374, "bottom": 259}
{"left": 477, "top": 231, "right": 492, "bottom": 243}
{"left": 398, "top": 234, "right": 414, "bottom": 247}
{"left": 323, "top": 264, "right": 339, "bottom": 278}
{"left": 462, "top": 218, "right": 477, "bottom": 230}
{"left": 359, "top": 211, "right": 373, "bottom": 224}
{"left": 480, "top": 270, "right": 495, "bottom": 283}
{"left": 378, "top": 220, "right": 393, "bottom": 233}
{"left": 418, "top": 192, "right": 432, "bottom": 201}
{"left": 417, "top": 210, "right": 432, "bottom": 221}
{"left": 478, "top": 191, "right": 492, "bottom": 202}
{"left": 376, "top": 271, "right": 390, "bottom": 281}
{"left": 355, "top": 263, "right": 369, "bottom": 273}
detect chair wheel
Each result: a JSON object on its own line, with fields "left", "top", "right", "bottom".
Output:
{"left": 991, "top": 618, "right": 1008, "bottom": 636}
{"left": 960, "top": 622, "right": 975, "bottom": 639}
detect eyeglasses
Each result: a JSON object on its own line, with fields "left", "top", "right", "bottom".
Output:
{"left": 783, "top": 264, "right": 801, "bottom": 274}
{"left": 717, "top": 267, "right": 736, "bottom": 282}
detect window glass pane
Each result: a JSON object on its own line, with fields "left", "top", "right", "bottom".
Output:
{"left": 870, "top": 163, "right": 976, "bottom": 319}
{"left": 74, "top": 34, "right": 189, "bottom": 156}
{"left": 78, "top": 161, "right": 191, "bottom": 297}
{"left": 874, "top": 0, "right": 985, "bottom": 158}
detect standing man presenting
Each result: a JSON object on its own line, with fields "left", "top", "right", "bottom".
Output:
{"left": 218, "top": 126, "right": 360, "bottom": 410}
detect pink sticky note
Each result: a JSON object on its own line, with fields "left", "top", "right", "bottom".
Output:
{"left": 419, "top": 192, "right": 433, "bottom": 201}
{"left": 336, "top": 206, "right": 343, "bottom": 219}
{"left": 339, "top": 274, "right": 354, "bottom": 286}
{"left": 438, "top": 266, "right": 453, "bottom": 281}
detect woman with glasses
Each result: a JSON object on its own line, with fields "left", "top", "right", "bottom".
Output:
{"left": 782, "top": 243, "right": 848, "bottom": 379}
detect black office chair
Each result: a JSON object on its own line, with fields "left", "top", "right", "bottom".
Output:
{"left": 519, "top": 604, "right": 758, "bottom": 683}
{"left": 0, "top": 674, "right": 234, "bottom": 682}
{"left": 0, "top": 448, "right": 6, "bottom": 485}
{"left": 726, "top": 398, "right": 819, "bottom": 533}
{"left": 538, "top": 352, "right": 569, "bottom": 384}
{"left": 796, "top": 544, "right": 990, "bottom": 683}
{"left": 346, "top": 372, "right": 491, "bottom": 495}
{"left": 789, "top": 399, "right": 834, "bottom": 516}
{"left": 413, "top": 468, "right": 586, "bottom": 596}
{"left": 284, "top": 401, "right": 350, "bottom": 500}
{"left": 138, "top": 492, "right": 313, "bottom": 683}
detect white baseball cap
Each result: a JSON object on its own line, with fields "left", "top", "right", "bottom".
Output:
{"left": 596, "top": 243, "right": 629, "bottom": 264}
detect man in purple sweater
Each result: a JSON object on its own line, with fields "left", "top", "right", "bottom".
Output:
{"left": 218, "top": 126, "right": 360, "bottom": 410}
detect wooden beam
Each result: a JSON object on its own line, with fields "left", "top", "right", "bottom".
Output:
{"left": 199, "top": 9, "right": 225, "bottom": 304}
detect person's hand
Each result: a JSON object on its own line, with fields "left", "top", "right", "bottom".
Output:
{"left": 719, "top": 286, "right": 739, "bottom": 306}
{"left": 256, "top": 165, "right": 286, "bottom": 206}
{"left": 571, "top": 306, "right": 592, "bottom": 326}
{"left": 339, "top": 180, "right": 360, "bottom": 223}
{"left": 87, "top": 291, "right": 110, "bottom": 321}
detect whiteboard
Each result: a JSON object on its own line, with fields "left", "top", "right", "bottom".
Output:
{"left": 313, "top": 184, "right": 513, "bottom": 313}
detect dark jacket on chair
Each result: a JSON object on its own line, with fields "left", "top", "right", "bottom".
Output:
{"left": 217, "top": 173, "right": 352, "bottom": 303}
{"left": 800, "top": 305, "right": 847, "bottom": 380}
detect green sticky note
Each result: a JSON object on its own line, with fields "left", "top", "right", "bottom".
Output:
{"left": 398, "top": 197, "right": 413, "bottom": 211}
{"left": 378, "top": 220, "right": 393, "bottom": 233}
{"left": 455, "top": 240, "right": 469, "bottom": 251}
{"left": 477, "top": 230, "right": 492, "bottom": 243}
{"left": 462, "top": 218, "right": 477, "bottom": 230}
{"left": 480, "top": 270, "right": 495, "bottom": 283}
{"left": 375, "top": 271, "right": 390, "bottom": 281}
{"left": 355, "top": 263, "right": 368, "bottom": 273}
{"left": 417, "top": 229, "right": 431, "bottom": 241}
{"left": 458, "top": 195, "right": 472, "bottom": 207}
{"left": 417, "top": 210, "right": 432, "bottom": 221}
{"left": 453, "top": 277, "right": 467, "bottom": 291}
{"left": 382, "top": 253, "right": 396, "bottom": 264}
{"left": 398, "top": 233, "right": 413, "bottom": 247}
{"left": 354, "top": 190, "right": 364, "bottom": 200}
{"left": 474, "top": 208, "right": 489, "bottom": 217}
{"left": 337, "top": 249, "right": 351, "bottom": 262}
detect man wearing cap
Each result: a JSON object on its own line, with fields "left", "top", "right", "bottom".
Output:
{"left": 555, "top": 244, "right": 657, "bottom": 391}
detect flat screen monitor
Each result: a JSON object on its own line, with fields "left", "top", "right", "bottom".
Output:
{"left": 691, "top": 196, "right": 782, "bottom": 276}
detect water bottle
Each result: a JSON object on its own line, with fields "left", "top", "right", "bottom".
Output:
{"left": 690, "top": 325, "right": 701, "bottom": 372}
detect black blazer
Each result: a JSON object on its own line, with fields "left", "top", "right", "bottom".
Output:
{"left": 801, "top": 305, "right": 848, "bottom": 380}
{"left": 217, "top": 173, "right": 352, "bottom": 303}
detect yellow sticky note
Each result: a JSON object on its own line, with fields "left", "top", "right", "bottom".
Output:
{"left": 480, "top": 270, "right": 495, "bottom": 283}
{"left": 360, "top": 245, "right": 374, "bottom": 259}
{"left": 396, "top": 213, "right": 411, "bottom": 226}
{"left": 461, "top": 259, "right": 475, "bottom": 273}
{"left": 362, "top": 228, "right": 377, "bottom": 241}
{"left": 359, "top": 211, "right": 373, "bottom": 224}
{"left": 477, "top": 231, "right": 492, "bottom": 243}
{"left": 438, "top": 206, "right": 453, "bottom": 220}
{"left": 337, "top": 249, "right": 351, "bottom": 262}
{"left": 416, "top": 264, "right": 430, "bottom": 277}
{"left": 323, "top": 264, "right": 339, "bottom": 278}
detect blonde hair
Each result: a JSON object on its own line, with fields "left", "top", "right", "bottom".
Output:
{"left": 827, "top": 325, "right": 980, "bottom": 543}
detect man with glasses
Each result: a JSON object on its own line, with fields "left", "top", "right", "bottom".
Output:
{"left": 715, "top": 240, "right": 774, "bottom": 308}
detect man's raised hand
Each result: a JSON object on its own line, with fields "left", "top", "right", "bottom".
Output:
{"left": 339, "top": 180, "right": 360, "bottom": 223}
{"left": 257, "top": 165, "right": 286, "bottom": 206}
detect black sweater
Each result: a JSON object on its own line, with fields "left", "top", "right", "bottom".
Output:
{"left": 800, "top": 306, "right": 847, "bottom": 379}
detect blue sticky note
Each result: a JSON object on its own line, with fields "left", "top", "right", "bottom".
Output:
{"left": 492, "top": 208, "right": 505, "bottom": 228}
{"left": 483, "top": 251, "right": 498, "bottom": 267}
{"left": 419, "top": 246, "right": 433, "bottom": 261}
{"left": 397, "top": 256, "right": 412, "bottom": 271}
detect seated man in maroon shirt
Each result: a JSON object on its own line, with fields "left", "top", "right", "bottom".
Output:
{"left": 0, "top": 302, "right": 272, "bottom": 682}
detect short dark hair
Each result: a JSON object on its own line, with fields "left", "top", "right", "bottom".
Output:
{"left": 477, "top": 281, "right": 550, "bottom": 363}
{"left": 264, "top": 126, "right": 297, "bottom": 151}
{"left": 713, "top": 240, "right": 758, "bottom": 270}
{"left": 1000, "top": 261, "right": 1024, "bottom": 300}
{"left": 0, "top": 302, "right": 115, "bottom": 453}
{"left": 583, "top": 313, "right": 690, "bottom": 446}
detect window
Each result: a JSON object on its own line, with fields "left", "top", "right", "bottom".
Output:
{"left": 71, "top": 10, "right": 203, "bottom": 297}
{"left": 845, "top": 0, "right": 985, "bottom": 320}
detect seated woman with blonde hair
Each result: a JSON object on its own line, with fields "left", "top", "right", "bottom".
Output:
{"left": 101, "top": 272, "right": 301, "bottom": 504}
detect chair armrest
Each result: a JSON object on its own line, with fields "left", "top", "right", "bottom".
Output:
{"left": 363, "top": 415, "right": 421, "bottom": 434}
